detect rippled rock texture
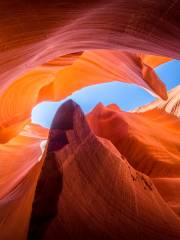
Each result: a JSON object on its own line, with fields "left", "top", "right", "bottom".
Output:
{"left": 28, "top": 100, "right": 180, "bottom": 240}
{"left": 0, "top": 1, "right": 180, "bottom": 239}
{"left": 0, "top": 92, "right": 180, "bottom": 240}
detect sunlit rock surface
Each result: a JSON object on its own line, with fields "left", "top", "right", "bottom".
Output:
{"left": 0, "top": 1, "right": 180, "bottom": 239}
{"left": 0, "top": 93, "right": 180, "bottom": 240}
{"left": 133, "top": 85, "right": 180, "bottom": 116}
{"left": 0, "top": 51, "right": 170, "bottom": 143}
{"left": 87, "top": 86, "right": 180, "bottom": 219}
{"left": 1, "top": 0, "right": 180, "bottom": 142}
{"left": 1, "top": 0, "right": 179, "bottom": 92}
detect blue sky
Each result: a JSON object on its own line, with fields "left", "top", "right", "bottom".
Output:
{"left": 32, "top": 60, "right": 180, "bottom": 128}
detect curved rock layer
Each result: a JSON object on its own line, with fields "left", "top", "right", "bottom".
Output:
{"left": 87, "top": 98, "right": 180, "bottom": 178}
{"left": 0, "top": 51, "right": 170, "bottom": 143}
{"left": 133, "top": 85, "right": 180, "bottom": 116}
{"left": 87, "top": 90, "right": 180, "bottom": 219}
{"left": 1, "top": 0, "right": 179, "bottom": 89}
{"left": 0, "top": 92, "right": 179, "bottom": 239}
{"left": 0, "top": 123, "right": 47, "bottom": 240}
{"left": 0, "top": 1, "right": 180, "bottom": 240}
{"left": 0, "top": 0, "right": 178, "bottom": 144}
{"left": 0, "top": 0, "right": 178, "bottom": 143}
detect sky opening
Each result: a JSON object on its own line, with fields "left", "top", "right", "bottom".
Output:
{"left": 31, "top": 60, "right": 180, "bottom": 128}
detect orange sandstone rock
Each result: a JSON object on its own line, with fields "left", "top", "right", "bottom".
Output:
{"left": 28, "top": 100, "right": 180, "bottom": 240}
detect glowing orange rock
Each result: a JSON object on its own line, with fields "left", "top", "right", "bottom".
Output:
{"left": 87, "top": 103, "right": 180, "bottom": 177}
{"left": 0, "top": 1, "right": 180, "bottom": 239}
{"left": 1, "top": 1, "right": 178, "bottom": 142}
{"left": 87, "top": 90, "right": 180, "bottom": 219}
{"left": 0, "top": 123, "right": 47, "bottom": 239}
{"left": 0, "top": 0, "right": 179, "bottom": 93}
{"left": 28, "top": 101, "right": 180, "bottom": 240}
{"left": 0, "top": 94, "right": 180, "bottom": 239}
{"left": 0, "top": 51, "right": 169, "bottom": 143}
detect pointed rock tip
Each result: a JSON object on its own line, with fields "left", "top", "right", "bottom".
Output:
{"left": 50, "top": 99, "right": 82, "bottom": 130}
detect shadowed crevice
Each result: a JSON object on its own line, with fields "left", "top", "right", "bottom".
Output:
{"left": 28, "top": 152, "right": 63, "bottom": 240}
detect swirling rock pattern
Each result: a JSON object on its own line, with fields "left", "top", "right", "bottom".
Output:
{"left": 133, "top": 85, "right": 180, "bottom": 116}
{"left": 0, "top": 1, "right": 180, "bottom": 239}
{"left": 30, "top": 100, "right": 180, "bottom": 240}
{"left": 0, "top": 0, "right": 179, "bottom": 143}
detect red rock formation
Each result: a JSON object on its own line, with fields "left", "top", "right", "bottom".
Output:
{"left": 1, "top": 0, "right": 179, "bottom": 143}
{"left": 87, "top": 102, "right": 180, "bottom": 178}
{"left": 27, "top": 100, "right": 180, "bottom": 240}
{"left": 0, "top": 123, "right": 47, "bottom": 240}
{"left": 0, "top": 50, "right": 170, "bottom": 143}
{"left": 0, "top": 92, "right": 180, "bottom": 239}
{"left": 133, "top": 85, "right": 180, "bottom": 117}
{"left": 87, "top": 90, "right": 180, "bottom": 220}
{"left": 1, "top": 0, "right": 179, "bottom": 92}
{"left": 0, "top": 1, "right": 180, "bottom": 239}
